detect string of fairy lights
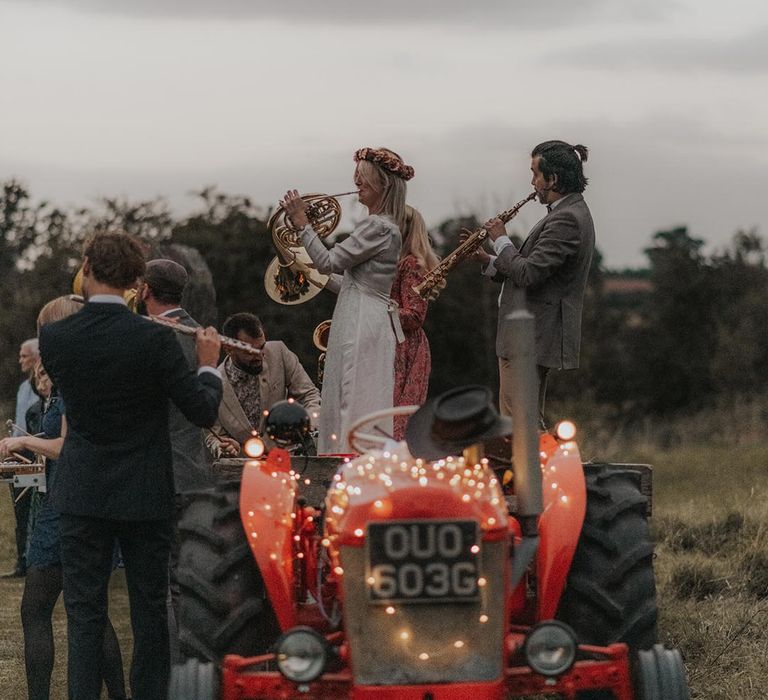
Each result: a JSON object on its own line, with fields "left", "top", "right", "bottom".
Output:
{"left": 239, "top": 434, "right": 581, "bottom": 666}
{"left": 323, "top": 450, "right": 505, "bottom": 662}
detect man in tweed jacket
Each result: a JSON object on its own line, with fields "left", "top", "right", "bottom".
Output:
{"left": 477, "top": 140, "right": 595, "bottom": 425}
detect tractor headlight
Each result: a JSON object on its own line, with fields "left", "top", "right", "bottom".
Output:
{"left": 524, "top": 621, "right": 577, "bottom": 677}
{"left": 275, "top": 627, "right": 329, "bottom": 683}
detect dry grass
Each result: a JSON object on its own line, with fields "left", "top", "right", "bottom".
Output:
{"left": 2, "top": 436, "right": 768, "bottom": 698}
{"left": 594, "top": 440, "right": 768, "bottom": 699}
{"left": 0, "top": 493, "right": 133, "bottom": 699}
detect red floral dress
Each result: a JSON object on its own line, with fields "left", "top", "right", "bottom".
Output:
{"left": 391, "top": 255, "right": 431, "bottom": 441}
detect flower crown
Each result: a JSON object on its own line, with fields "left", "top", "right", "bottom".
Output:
{"left": 353, "top": 147, "right": 415, "bottom": 181}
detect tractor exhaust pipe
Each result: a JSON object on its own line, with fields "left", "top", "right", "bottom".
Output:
{"left": 505, "top": 288, "right": 542, "bottom": 536}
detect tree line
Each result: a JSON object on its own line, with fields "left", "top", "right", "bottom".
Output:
{"left": 1, "top": 180, "right": 766, "bottom": 422}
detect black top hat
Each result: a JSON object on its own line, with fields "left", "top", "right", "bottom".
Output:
{"left": 405, "top": 385, "right": 513, "bottom": 461}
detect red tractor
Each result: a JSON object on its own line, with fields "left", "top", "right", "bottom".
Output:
{"left": 169, "top": 296, "right": 689, "bottom": 700}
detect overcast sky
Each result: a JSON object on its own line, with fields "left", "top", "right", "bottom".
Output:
{"left": 2, "top": 0, "right": 766, "bottom": 267}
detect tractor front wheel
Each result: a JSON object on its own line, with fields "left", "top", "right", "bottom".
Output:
{"left": 168, "top": 658, "right": 218, "bottom": 700}
{"left": 176, "top": 480, "right": 281, "bottom": 662}
{"left": 635, "top": 645, "right": 690, "bottom": 699}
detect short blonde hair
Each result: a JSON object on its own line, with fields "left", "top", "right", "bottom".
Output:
{"left": 37, "top": 295, "right": 81, "bottom": 333}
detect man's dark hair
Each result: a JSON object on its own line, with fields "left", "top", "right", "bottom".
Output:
{"left": 83, "top": 233, "right": 146, "bottom": 289}
{"left": 222, "top": 312, "right": 264, "bottom": 339}
{"left": 144, "top": 259, "right": 188, "bottom": 306}
{"left": 531, "top": 140, "right": 589, "bottom": 194}
{"left": 148, "top": 286, "right": 183, "bottom": 306}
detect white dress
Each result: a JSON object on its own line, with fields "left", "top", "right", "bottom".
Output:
{"left": 300, "top": 215, "right": 402, "bottom": 453}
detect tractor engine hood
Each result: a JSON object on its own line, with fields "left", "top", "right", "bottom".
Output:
{"left": 324, "top": 448, "right": 509, "bottom": 550}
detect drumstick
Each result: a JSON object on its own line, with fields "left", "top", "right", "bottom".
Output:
{"left": 205, "top": 427, "right": 245, "bottom": 456}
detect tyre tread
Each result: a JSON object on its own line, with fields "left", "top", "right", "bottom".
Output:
{"left": 176, "top": 482, "right": 280, "bottom": 663}
{"left": 557, "top": 465, "right": 658, "bottom": 651}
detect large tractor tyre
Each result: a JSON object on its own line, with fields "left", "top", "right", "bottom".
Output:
{"left": 635, "top": 645, "right": 690, "bottom": 700}
{"left": 557, "top": 466, "right": 658, "bottom": 699}
{"left": 176, "top": 480, "right": 281, "bottom": 663}
{"left": 168, "top": 658, "right": 218, "bottom": 700}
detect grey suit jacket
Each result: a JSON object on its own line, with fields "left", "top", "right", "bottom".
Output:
{"left": 493, "top": 193, "right": 595, "bottom": 369}
{"left": 205, "top": 341, "right": 321, "bottom": 452}
{"left": 163, "top": 308, "right": 213, "bottom": 492}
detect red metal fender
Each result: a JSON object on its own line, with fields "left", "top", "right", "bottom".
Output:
{"left": 536, "top": 433, "right": 587, "bottom": 619}
{"left": 240, "top": 448, "right": 298, "bottom": 631}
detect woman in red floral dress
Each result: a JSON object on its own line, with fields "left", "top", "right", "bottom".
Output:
{"left": 391, "top": 206, "right": 440, "bottom": 440}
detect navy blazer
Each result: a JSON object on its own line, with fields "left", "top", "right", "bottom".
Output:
{"left": 40, "top": 302, "right": 222, "bottom": 520}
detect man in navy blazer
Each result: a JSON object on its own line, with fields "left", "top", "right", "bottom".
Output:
{"left": 477, "top": 140, "right": 595, "bottom": 425}
{"left": 40, "top": 233, "right": 222, "bottom": 700}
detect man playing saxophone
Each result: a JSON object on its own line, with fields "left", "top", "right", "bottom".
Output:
{"left": 473, "top": 140, "right": 595, "bottom": 427}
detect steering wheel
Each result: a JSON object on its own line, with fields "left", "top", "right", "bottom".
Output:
{"left": 347, "top": 405, "right": 420, "bottom": 454}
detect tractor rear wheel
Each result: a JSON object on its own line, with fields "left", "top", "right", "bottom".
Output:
{"left": 176, "top": 480, "right": 280, "bottom": 662}
{"left": 168, "top": 658, "right": 218, "bottom": 700}
{"left": 635, "top": 645, "right": 690, "bottom": 699}
{"left": 557, "top": 465, "right": 658, "bottom": 698}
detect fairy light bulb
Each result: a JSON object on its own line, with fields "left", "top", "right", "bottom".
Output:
{"left": 555, "top": 420, "right": 577, "bottom": 441}
{"left": 243, "top": 436, "right": 265, "bottom": 458}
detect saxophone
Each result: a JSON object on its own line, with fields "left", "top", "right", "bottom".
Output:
{"left": 413, "top": 192, "right": 537, "bottom": 300}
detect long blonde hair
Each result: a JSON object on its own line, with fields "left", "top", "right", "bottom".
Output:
{"left": 354, "top": 147, "right": 408, "bottom": 233}
{"left": 401, "top": 205, "right": 439, "bottom": 272}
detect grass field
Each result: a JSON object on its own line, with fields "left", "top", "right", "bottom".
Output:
{"left": 1, "top": 437, "right": 767, "bottom": 698}
{"left": 0, "top": 493, "right": 132, "bottom": 700}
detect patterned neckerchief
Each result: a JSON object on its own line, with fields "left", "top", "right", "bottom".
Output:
{"left": 224, "top": 357, "right": 261, "bottom": 429}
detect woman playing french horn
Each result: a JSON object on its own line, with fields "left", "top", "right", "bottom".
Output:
{"left": 281, "top": 147, "right": 414, "bottom": 453}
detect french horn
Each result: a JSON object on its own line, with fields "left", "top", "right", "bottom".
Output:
{"left": 264, "top": 191, "right": 357, "bottom": 305}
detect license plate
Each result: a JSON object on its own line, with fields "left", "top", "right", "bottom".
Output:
{"left": 366, "top": 520, "right": 479, "bottom": 603}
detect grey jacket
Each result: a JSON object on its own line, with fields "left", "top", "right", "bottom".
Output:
{"left": 493, "top": 193, "right": 595, "bottom": 369}
{"left": 164, "top": 308, "right": 213, "bottom": 493}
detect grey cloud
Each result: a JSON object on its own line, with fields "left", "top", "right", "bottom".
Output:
{"left": 7, "top": 0, "right": 667, "bottom": 27}
{"left": 549, "top": 26, "right": 768, "bottom": 74}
